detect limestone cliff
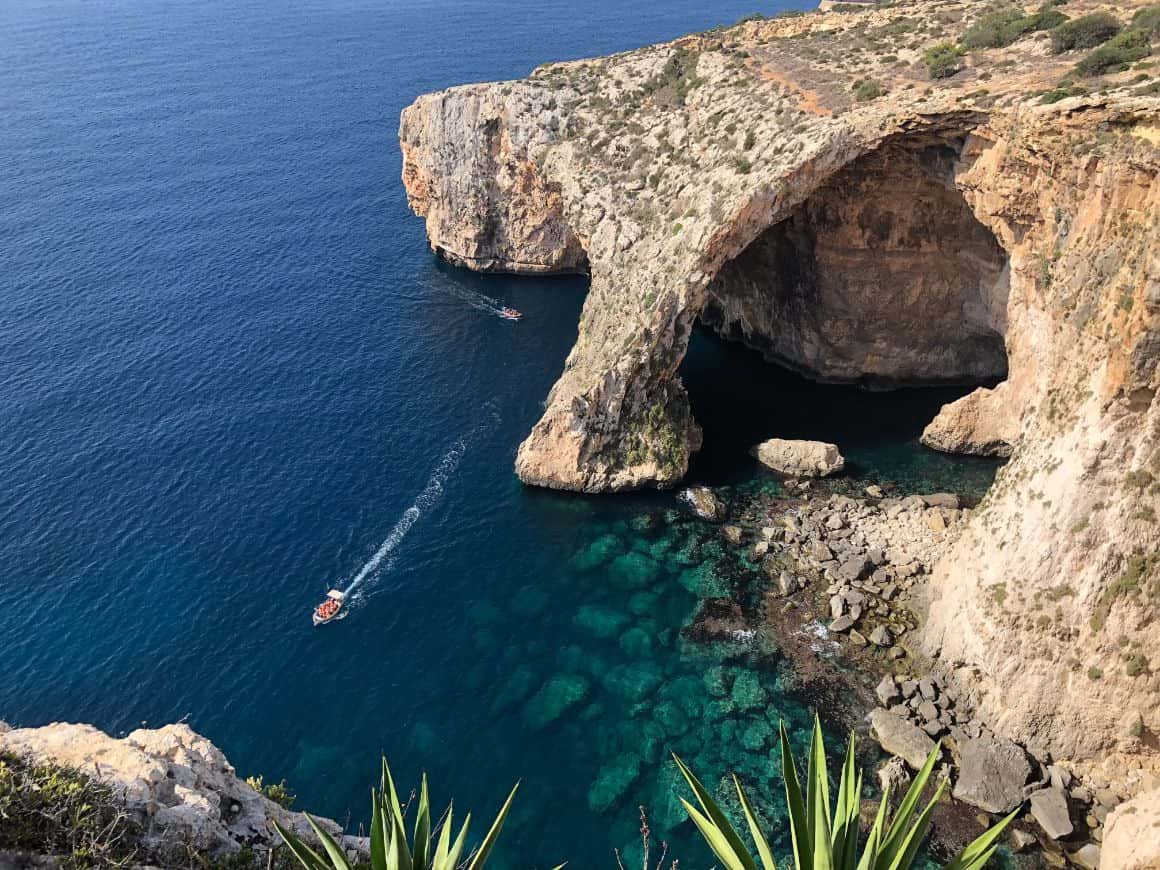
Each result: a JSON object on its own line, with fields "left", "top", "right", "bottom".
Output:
{"left": 400, "top": 0, "right": 1160, "bottom": 776}
{"left": 0, "top": 721, "right": 364, "bottom": 862}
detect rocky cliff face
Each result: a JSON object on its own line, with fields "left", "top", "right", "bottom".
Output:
{"left": 0, "top": 721, "right": 363, "bottom": 861}
{"left": 400, "top": 0, "right": 1159, "bottom": 775}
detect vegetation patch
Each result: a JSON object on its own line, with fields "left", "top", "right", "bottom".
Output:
{"left": 1050, "top": 11, "right": 1122, "bottom": 53}
{"left": 0, "top": 751, "right": 140, "bottom": 867}
{"left": 961, "top": 5, "right": 1067, "bottom": 50}
{"left": 923, "top": 42, "right": 965, "bottom": 79}
{"left": 852, "top": 78, "right": 885, "bottom": 101}
{"left": 1073, "top": 28, "right": 1152, "bottom": 77}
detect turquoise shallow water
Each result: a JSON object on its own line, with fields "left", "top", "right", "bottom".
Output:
{"left": 0, "top": 0, "right": 1003, "bottom": 866}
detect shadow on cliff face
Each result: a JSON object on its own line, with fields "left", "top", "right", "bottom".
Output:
{"left": 681, "top": 135, "right": 1010, "bottom": 491}
{"left": 701, "top": 136, "right": 1010, "bottom": 388}
{"left": 678, "top": 326, "right": 1003, "bottom": 491}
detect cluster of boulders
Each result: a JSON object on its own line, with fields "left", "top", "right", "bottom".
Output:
{"left": 868, "top": 673, "right": 1144, "bottom": 868}
{"left": 755, "top": 491, "right": 965, "bottom": 657}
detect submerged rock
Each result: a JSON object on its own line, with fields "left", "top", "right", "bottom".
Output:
{"left": 679, "top": 487, "right": 726, "bottom": 521}
{"left": 684, "top": 598, "right": 749, "bottom": 642}
{"left": 752, "top": 439, "right": 845, "bottom": 478}
{"left": 587, "top": 752, "right": 642, "bottom": 814}
{"left": 524, "top": 674, "right": 591, "bottom": 730}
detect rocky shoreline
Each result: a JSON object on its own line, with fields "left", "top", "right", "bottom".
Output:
{"left": 0, "top": 721, "right": 367, "bottom": 867}
{"left": 679, "top": 471, "right": 1158, "bottom": 869}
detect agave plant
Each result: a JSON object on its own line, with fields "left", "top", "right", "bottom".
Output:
{"left": 675, "top": 716, "right": 1017, "bottom": 870}
{"left": 273, "top": 758, "right": 542, "bottom": 870}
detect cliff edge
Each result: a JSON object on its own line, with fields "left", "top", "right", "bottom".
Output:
{"left": 400, "top": 0, "right": 1160, "bottom": 774}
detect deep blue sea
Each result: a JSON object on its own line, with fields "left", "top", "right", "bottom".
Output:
{"left": 0, "top": 1, "right": 1001, "bottom": 866}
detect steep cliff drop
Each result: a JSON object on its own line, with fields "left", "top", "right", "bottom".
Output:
{"left": 400, "top": 0, "right": 1160, "bottom": 788}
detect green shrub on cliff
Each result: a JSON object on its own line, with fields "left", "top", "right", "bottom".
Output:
{"left": 675, "top": 716, "right": 1016, "bottom": 870}
{"left": 923, "top": 42, "right": 965, "bottom": 79}
{"left": 0, "top": 751, "right": 140, "bottom": 866}
{"left": 960, "top": 6, "right": 1066, "bottom": 49}
{"left": 1049, "top": 12, "right": 1121, "bottom": 53}
{"left": 1073, "top": 28, "right": 1152, "bottom": 76}
{"left": 1134, "top": 5, "right": 1160, "bottom": 37}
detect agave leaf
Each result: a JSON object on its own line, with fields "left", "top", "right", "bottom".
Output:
{"left": 876, "top": 741, "right": 942, "bottom": 867}
{"left": 674, "top": 755, "right": 759, "bottom": 870}
{"left": 444, "top": 813, "right": 472, "bottom": 870}
{"left": 465, "top": 782, "right": 518, "bottom": 869}
{"left": 733, "top": 774, "right": 778, "bottom": 870}
{"left": 854, "top": 793, "right": 888, "bottom": 870}
{"left": 808, "top": 715, "right": 833, "bottom": 834}
{"left": 830, "top": 734, "right": 860, "bottom": 870}
{"left": 882, "top": 778, "right": 947, "bottom": 870}
{"left": 303, "top": 813, "right": 354, "bottom": 870}
{"left": 943, "top": 807, "right": 1019, "bottom": 870}
{"left": 432, "top": 802, "right": 453, "bottom": 870}
{"left": 272, "top": 818, "right": 330, "bottom": 870}
{"left": 778, "top": 722, "right": 812, "bottom": 870}
{"left": 413, "top": 774, "right": 431, "bottom": 870}
{"left": 381, "top": 760, "right": 413, "bottom": 870}
{"left": 387, "top": 827, "right": 402, "bottom": 870}
{"left": 371, "top": 789, "right": 388, "bottom": 870}
{"left": 681, "top": 799, "right": 749, "bottom": 870}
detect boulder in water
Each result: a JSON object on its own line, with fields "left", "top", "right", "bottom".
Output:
{"left": 678, "top": 486, "right": 726, "bottom": 520}
{"left": 751, "top": 439, "right": 845, "bottom": 478}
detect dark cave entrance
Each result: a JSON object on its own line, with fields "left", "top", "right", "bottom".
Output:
{"left": 678, "top": 135, "right": 1010, "bottom": 494}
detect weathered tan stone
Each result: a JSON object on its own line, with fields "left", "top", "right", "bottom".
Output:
{"left": 1103, "top": 789, "right": 1160, "bottom": 869}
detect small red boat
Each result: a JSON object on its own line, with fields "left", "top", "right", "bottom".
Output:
{"left": 312, "top": 590, "right": 346, "bottom": 626}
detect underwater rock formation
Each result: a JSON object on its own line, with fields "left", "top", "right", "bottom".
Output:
{"left": 401, "top": 0, "right": 1160, "bottom": 779}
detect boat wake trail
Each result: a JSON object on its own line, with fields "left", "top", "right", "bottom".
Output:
{"left": 438, "top": 282, "right": 516, "bottom": 321}
{"left": 340, "top": 407, "right": 498, "bottom": 604}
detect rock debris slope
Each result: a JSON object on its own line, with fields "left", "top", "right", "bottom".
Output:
{"left": 401, "top": 0, "right": 1160, "bottom": 774}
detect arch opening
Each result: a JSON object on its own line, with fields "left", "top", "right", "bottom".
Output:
{"left": 679, "top": 134, "right": 1011, "bottom": 489}
{"left": 701, "top": 136, "right": 1010, "bottom": 388}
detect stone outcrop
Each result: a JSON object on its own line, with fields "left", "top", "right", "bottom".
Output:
{"left": 400, "top": 0, "right": 1160, "bottom": 781}
{"left": 868, "top": 709, "right": 936, "bottom": 771}
{"left": 920, "top": 383, "right": 1017, "bottom": 457}
{"left": 1103, "top": 788, "right": 1160, "bottom": 869}
{"left": 0, "top": 722, "right": 364, "bottom": 860}
{"left": 752, "top": 438, "right": 844, "bottom": 477}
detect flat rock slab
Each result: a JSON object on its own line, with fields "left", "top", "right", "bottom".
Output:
{"left": 869, "top": 709, "right": 936, "bottom": 770}
{"left": 1029, "top": 787, "right": 1073, "bottom": 840}
{"left": 953, "top": 736, "right": 1032, "bottom": 813}
{"left": 752, "top": 439, "right": 845, "bottom": 478}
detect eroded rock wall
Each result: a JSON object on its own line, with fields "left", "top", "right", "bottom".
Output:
{"left": 704, "top": 139, "right": 1009, "bottom": 385}
{"left": 922, "top": 109, "right": 1160, "bottom": 763}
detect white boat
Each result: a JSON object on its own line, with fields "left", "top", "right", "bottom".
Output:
{"left": 499, "top": 307, "right": 522, "bottom": 321}
{"left": 312, "top": 590, "right": 346, "bottom": 626}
